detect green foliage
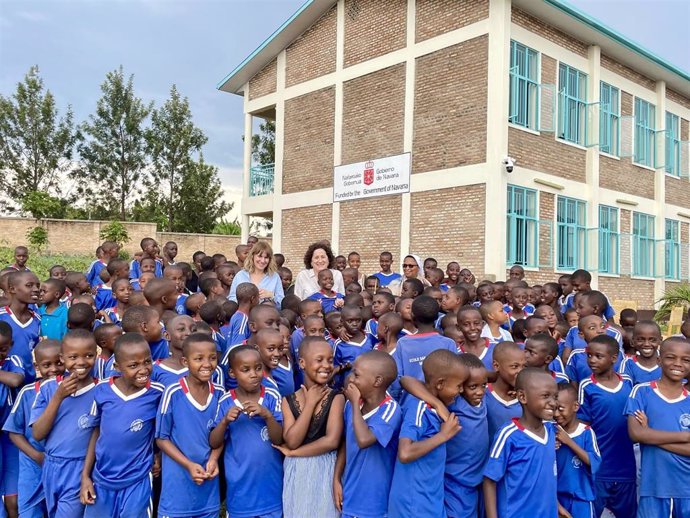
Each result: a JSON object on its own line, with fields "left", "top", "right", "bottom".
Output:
{"left": 21, "top": 191, "right": 67, "bottom": 219}
{"left": 655, "top": 283, "right": 690, "bottom": 322}
{"left": 212, "top": 218, "right": 241, "bottom": 235}
{"left": 251, "top": 119, "right": 275, "bottom": 165}
{"left": 0, "top": 65, "right": 77, "bottom": 212}
{"left": 0, "top": 246, "right": 92, "bottom": 281}
{"left": 75, "top": 66, "right": 152, "bottom": 220}
{"left": 25, "top": 226, "right": 49, "bottom": 253}
{"left": 99, "top": 221, "right": 131, "bottom": 248}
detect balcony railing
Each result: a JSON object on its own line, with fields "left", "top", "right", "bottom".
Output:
{"left": 249, "top": 163, "right": 274, "bottom": 197}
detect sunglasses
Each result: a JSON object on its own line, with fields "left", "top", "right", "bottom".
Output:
{"left": 402, "top": 264, "right": 417, "bottom": 269}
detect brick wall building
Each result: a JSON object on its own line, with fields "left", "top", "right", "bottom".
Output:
{"left": 218, "top": 0, "right": 690, "bottom": 308}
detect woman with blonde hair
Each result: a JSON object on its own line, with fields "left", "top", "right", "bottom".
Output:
{"left": 228, "top": 240, "right": 285, "bottom": 307}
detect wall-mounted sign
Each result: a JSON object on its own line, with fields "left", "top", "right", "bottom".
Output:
{"left": 333, "top": 152, "right": 411, "bottom": 202}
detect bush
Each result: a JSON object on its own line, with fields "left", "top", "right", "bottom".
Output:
{"left": 26, "top": 226, "right": 49, "bottom": 252}
{"left": 99, "top": 221, "right": 131, "bottom": 248}
{"left": 0, "top": 246, "right": 93, "bottom": 281}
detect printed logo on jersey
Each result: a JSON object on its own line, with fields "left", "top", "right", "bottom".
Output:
{"left": 78, "top": 414, "right": 90, "bottom": 430}
{"left": 363, "top": 161, "right": 374, "bottom": 186}
{"left": 207, "top": 418, "right": 214, "bottom": 430}
{"left": 571, "top": 456, "right": 582, "bottom": 469}
{"left": 261, "top": 426, "right": 269, "bottom": 442}
{"left": 129, "top": 419, "right": 144, "bottom": 432}
{"left": 680, "top": 413, "right": 690, "bottom": 429}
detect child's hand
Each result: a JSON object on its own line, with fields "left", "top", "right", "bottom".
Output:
{"left": 334, "top": 298, "right": 344, "bottom": 308}
{"left": 634, "top": 410, "right": 649, "bottom": 428}
{"left": 343, "top": 381, "right": 361, "bottom": 404}
{"left": 338, "top": 328, "right": 352, "bottom": 342}
{"left": 558, "top": 502, "right": 573, "bottom": 518}
{"left": 30, "top": 451, "right": 45, "bottom": 465}
{"left": 205, "top": 459, "right": 219, "bottom": 479}
{"left": 433, "top": 403, "right": 451, "bottom": 422}
{"left": 556, "top": 426, "right": 575, "bottom": 449}
{"left": 224, "top": 406, "right": 242, "bottom": 423}
{"left": 243, "top": 401, "right": 270, "bottom": 420}
{"left": 258, "top": 289, "right": 273, "bottom": 300}
{"left": 152, "top": 453, "right": 161, "bottom": 478}
{"left": 440, "top": 413, "right": 461, "bottom": 440}
{"left": 97, "top": 310, "right": 112, "bottom": 323}
{"left": 333, "top": 478, "right": 343, "bottom": 512}
{"left": 272, "top": 444, "right": 294, "bottom": 457}
{"left": 303, "top": 384, "right": 329, "bottom": 409}
{"left": 187, "top": 463, "right": 207, "bottom": 485}
{"left": 80, "top": 477, "right": 96, "bottom": 505}
{"left": 56, "top": 373, "right": 79, "bottom": 399}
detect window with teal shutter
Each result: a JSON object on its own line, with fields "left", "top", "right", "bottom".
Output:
{"left": 558, "top": 64, "right": 587, "bottom": 146}
{"left": 665, "top": 219, "right": 680, "bottom": 280}
{"left": 599, "top": 205, "right": 619, "bottom": 274}
{"left": 633, "top": 212, "right": 655, "bottom": 277}
{"left": 665, "top": 112, "right": 681, "bottom": 176}
{"left": 599, "top": 82, "right": 619, "bottom": 156}
{"left": 509, "top": 41, "right": 539, "bottom": 130}
{"left": 506, "top": 185, "right": 538, "bottom": 267}
{"left": 634, "top": 99, "right": 656, "bottom": 167}
{"left": 557, "top": 196, "right": 586, "bottom": 270}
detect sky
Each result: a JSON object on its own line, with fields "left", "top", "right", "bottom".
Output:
{"left": 1, "top": 0, "right": 688, "bottom": 215}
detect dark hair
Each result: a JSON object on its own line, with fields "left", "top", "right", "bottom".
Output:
{"left": 192, "top": 251, "right": 206, "bottom": 261}
{"left": 0, "top": 321, "right": 12, "bottom": 341}
{"left": 199, "top": 301, "right": 223, "bottom": 325}
{"left": 558, "top": 383, "right": 578, "bottom": 399}
{"left": 67, "top": 303, "right": 95, "bottom": 330}
{"left": 200, "top": 256, "right": 215, "bottom": 272}
{"left": 348, "top": 251, "right": 360, "bottom": 258}
{"left": 458, "top": 352, "right": 486, "bottom": 370}
{"left": 403, "top": 278, "right": 424, "bottom": 297}
{"left": 343, "top": 293, "right": 364, "bottom": 307}
{"left": 303, "top": 242, "right": 335, "bottom": 270}
{"left": 511, "top": 318, "right": 527, "bottom": 343}
{"left": 114, "top": 332, "right": 149, "bottom": 361}
{"left": 281, "top": 294, "right": 300, "bottom": 313}
{"left": 570, "top": 269, "right": 592, "bottom": 283}
{"left": 543, "top": 282, "right": 562, "bottom": 297}
{"left": 236, "top": 282, "right": 260, "bottom": 303}
{"left": 373, "top": 291, "right": 395, "bottom": 305}
{"left": 94, "top": 323, "right": 121, "bottom": 344}
{"left": 62, "top": 328, "right": 96, "bottom": 347}
{"left": 106, "top": 259, "right": 127, "bottom": 275}
{"left": 199, "top": 278, "right": 222, "bottom": 297}
{"left": 380, "top": 251, "right": 393, "bottom": 260}
{"left": 44, "top": 278, "right": 66, "bottom": 297}
{"left": 589, "top": 334, "right": 619, "bottom": 356}
{"left": 411, "top": 295, "right": 440, "bottom": 325}
{"left": 583, "top": 290, "right": 607, "bottom": 313}
{"left": 526, "top": 333, "right": 559, "bottom": 359}
{"left": 515, "top": 367, "right": 552, "bottom": 391}
{"left": 182, "top": 332, "right": 216, "bottom": 357}
{"left": 121, "top": 305, "right": 158, "bottom": 332}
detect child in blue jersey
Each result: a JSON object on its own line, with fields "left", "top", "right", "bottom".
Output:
{"left": 619, "top": 320, "right": 662, "bottom": 385}
{"left": 256, "top": 328, "right": 284, "bottom": 394}
{"left": 626, "top": 337, "right": 690, "bottom": 518}
{"left": 92, "top": 323, "right": 121, "bottom": 380}
{"left": 38, "top": 278, "right": 68, "bottom": 340}
{"left": 373, "top": 251, "right": 402, "bottom": 287}
{"left": 308, "top": 269, "right": 345, "bottom": 314}
{"left": 365, "top": 291, "right": 396, "bottom": 345}
{"left": 524, "top": 333, "right": 569, "bottom": 383}
{"left": 3, "top": 340, "right": 64, "bottom": 518}
{"left": 85, "top": 241, "right": 119, "bottom": 287}
{"left": 94, "top": 259, "right": 129, "bottom": 312}
{"left": 276, "top": 337, "right": 344, "bottom": 518}
{"left": 224, "top": 282, "right": 258, "bottom": 348}
{"left": 156, "top": 333, "right": 224, "bottom": 518}
{"left": 457, "top": 306, "right": 494, "bottom": 369}
{"left": 484, "top": 368, "right": 561, "bottom": 518}
{"left": 524, "top": 316, "right": 566, "bottom": 374}
{"left": 210, "top": 345, "right": 284, "bottom": 518}
{"left": 333, "top": 305, "right": 374, "bottom": 389}
{"left": 479, "top": 300, "right": 512, "bottom": 345}
{"left": 333, "top": 351, "right": 402, "bottom": 518}
{"left": 66, "top": 303, "right": 96, "bottom": 334}
{"left": 324, "top": 311, "right": 343, "bottom": 346}
{"left": 564, "top": 270, "right": 615, "bottom": 321}
{"left": 288, "top": 299, "right": 323, "bottom": 384}
{"left": 143, "top": 278, "right": 179, "bottom": 326}
{"left": 221, "top": 304, "right": 281, "bottom": 372}
{"left": 162, "top": 265, "right": 188, "bottom": 315}
{"left": 80, "top": 333, "right": 164, "bottom": 518}
{"left": 554, "top": 383, "right": 601, "bottom": 518}
{"left": 120, "top": 305, "right": 168, "bottom": 363}
{"left": 376, "top": 311, "right": 403, "bottom": 355}
{"left": 273, "top": 323, "right": 295, "bottom": 398}
{"left": 199, "top": 300, "right": 228, "bottom": 353}
{"left": 0, "top": 271, "right": 41, "bottom": 382}
{"left": 486, "top": 341, "right": 526, "bottom": 440}
{"left": 388, "top": 350, "right": 465, "bottom": 518}
{"left": 152, "top": 315, "right": 197, "bottom": 386}
{"left": 396, "top": 297, "right": 417, "bottom": 335}
{"left": 30, "top": 329, "right": 97, "bottom": 518}
{"left": 129, "top": 238, "right": 162, "bottom": 280}
{"left": 130, "top": 270, "right": 154, "bottom": 293}
{"left": 577, "top": 334, "right": 636, "bottom": 517}
{"left": 391, "top": 296, "right": 457, "bottom": 399}
{"left": 566, "top": 314, "right": 622, "bottom": 384}
{"left": 567, "top": 291, "right": 622, "bottom": 354}
{"left": 102, "top": 278, "right": 131, "bottom": 327}
{"left": 442, "top": 284, "right": 469, "bottom": 317}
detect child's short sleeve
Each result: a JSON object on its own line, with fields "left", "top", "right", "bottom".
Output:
{"left": 483, "top": 427, "right": 512, "bottom": 482}
{"left": 564, "top": 327, "right": 578, "bottom": 351}
{"left": 623, "top": 385, "right": 646, "bottom": 417}
{"left": 399, "top": 400, "right": 427, "bottom": 442}
{"left": 212, "top": 395, "right": 233, "bottom": 440}
{"left": 5, "top": 355, "right": 26, "bottom": 376}
{"left": 265, "top": 393, "right": 283, "bottom": 424}
{"left": 155, "top": 389, "right": 175, "bottom": 441}
{"left": 584, "top": 426, "right": 602, "bottom": 477}
{"left": 333, "top": 342, "right": 343, "bottom": 367}
{"left": 2, "top": 386, "right": 30, "bottom": 435}
{"left": 576, "top": 385, "right": 592, "bottom": 423}
{"left": 88, "top": 395, "right": 101, "bottom": 427}
{"left": 29, "top": 382, "right": 52, "bottom": 426}
{"left": 369, "top": 402, "right": 402, "bottom": 448}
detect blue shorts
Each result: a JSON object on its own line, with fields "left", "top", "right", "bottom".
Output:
{"left": 638, "top": 496, "right": 690, "bottom": 518}
{"left": 17, "top": 452, "right": 46, "bottom": 517}
{"left": 594, "top": 480, "right": 637, "bottom": 518}
{"left": 159, "top": 513, "right": 217, "bottom": 518}
{"left": 42, "top": 455, "right": 85, "bottom": 518}
{"left": 227, "top": 511, "right": 282, "bottom": 518}
{"left": 83, "top": 474, "right": 153, "bottom": 518}
{"left": 558, "top": 494, "right": 595, "bottom": 518}
{"left": 445, "top": 483, "right": 481, "bottom": 518}
{"left": 1, "top": 434, "right": 19, "bottom": 495}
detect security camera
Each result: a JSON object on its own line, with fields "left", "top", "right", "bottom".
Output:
{"left": 503, "top": 157, "right": 515, "bottom": 173}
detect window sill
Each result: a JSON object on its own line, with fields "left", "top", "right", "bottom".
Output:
{"left": 632, "top": 162, "right": 656, "bottom": 172}
{"left": 598, "top": 273, "right": 621, "bottom": 278}
{"left": 599, "top": 152, "right": 620, "bottom": 161}
{"left": 630, "top": 275, "right": 657, "bottom": 281}
{"left": 555, "top": 137, "right": 588, "bottom": 152}
{"left": 509, "top": 123, "right": 541, "bottom": 137}
{"left": 505, "top": 264, "right": 541, "bottom": 272}
{"left": 665, "top": 173, "right": 683, "bottom": 180}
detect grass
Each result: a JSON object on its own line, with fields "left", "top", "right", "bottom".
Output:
{"left": 0, "top": 246, "right": 94, "bottom": 281}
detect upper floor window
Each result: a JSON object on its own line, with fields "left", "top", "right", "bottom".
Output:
{"left": 599, "top": 82, "right": 619, "bottom": 156}
{"left": 665, "top": 112, "right": 681, "bottom": 176}
{"left": 558, "top": 64, "right": 587, "bottom": 146}
{"left": 557, "top": 195, "right": 586, "bottom": 270}
{"left": 509, "top": 41, "right": 539, "bottom": 130}
{"left": 506, "top": 185, "right": 538, "bottom": 267}
{"left": 634, "top": 98, "right": 656, "bottom": 167}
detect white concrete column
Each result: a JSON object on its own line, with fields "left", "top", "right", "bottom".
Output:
{"left": 654, "top": 80, "right": 667, "bottom": 305}
{"left": 483, "top": 0, "right": 511, "bottom": 280}
{"left": 241, "top": 108, "right": 252, "bottom": 243}
{"left": 272, "top": 51, "right": 287, "bottom": 250}
{"left": 586, "top": 45, "right": 601, "bottom": 288}
{"left": 331, "top": 0, "right": 346, "bottom": 252}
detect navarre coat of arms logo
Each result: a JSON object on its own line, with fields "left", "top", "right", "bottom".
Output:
{"left": 363, "top": 160, "right": 374, "bottom": 186}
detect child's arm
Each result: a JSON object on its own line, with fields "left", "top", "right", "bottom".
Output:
{"left": 628, "top": 413, "right": 690, "bottom": 445}
{"left": 483, "top": 477, "right": 498, "bottom": 518}
{"left": 8, "top": 432, "right": 44, "bottom": 465}
{"left": 556, "top": 425, "right": 591, "bottom": 467}
{"left": 156, "top": 439, "right": 208, "bottom": 484}
{"left": 0, "top": 370, "right": 24, "bottom": 388}
{"left": 397, "top": 413, "right": 460, "bottom": 463}
{"left": 80, "top": 427, "right": 100, "bottom": 505}
{"left": 32, "top": 374, "right": 79, "bottom": 441}
{"left": 399, "top": 376, "right": 450, "bottom": 421}
{"left": 282, "top": 385, "right": 329, "bottom": 449}
{"left": 278, "top": 394, "right": 345, "bottom": 457}
{"left": 342, "top": 383, "right": 376, "bottom": 448}
{"left": 333, "top": 440, "right": 346, "bottom": 513}
{"left": 243, "top": 400, "right": 283, "bottom": 445}
{"left": 208, "top": 406, "right": 242, "bottom": 449}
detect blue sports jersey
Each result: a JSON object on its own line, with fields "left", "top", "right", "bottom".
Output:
{"left": 0, "top": 306, "right": 40, "bottom": 382}
{"left": 175, "top": 293, "right": 188, "bottom": 315}
{"left": 484, "top": 385, "right": 522, "bottom": 441}
{"left": 388, "top": 396, "right": 446, "bottom": 518}
{"left": 365, "top": 318, "right": 379, "bottom": 345}
{"left": 565, "top": 325, "right": 623, "bottom": 353}
{"left": 552, "top": 370, "right": 570, "bottom": 384}
{"left": 556, "top": 422, "right": 601, "bottom": 502}
{"left": 342, "top": 396, "right": 402, "bottom": 518}
{"left": 85, "top": 260, "right": 107, "bottom": 288}
{"left": 156, "top": 378, "right": 224, "bottom": 517}
{"left": 0, "top": 355, "right": 25, "bottom": 425}
{"left": 577, "top": 374, "right": 635, "bottom": 482}
{"left": 149, "top": 335, "right": 170, "bottom": 361}
{"left": 566, "top": 348, "right": 623, "bottom": 384}
{"left": 88, "top": 378, "right": 164, "bottom": 489}
{"left": 213, "top": 386, "right": 283, "bottom": 517}
{"left": 93, "top": 354, "right": 112, "bottom": 380}
{"left": 129, "top": 259, "right": 163, "bottom": 280}
{"left": 307, "top": 290, "right": 344, "bottom": 314}
{"left": 445, "top": 395, "right": 489, "bottom": 517}
{"left": 288, "top": 327, "right": 306, "bottom": 387}
{"left": 94, "top": 285, "right": 116, "bottom": 312}
{"left": 391, "top": 332, "right": 457, "bottom": 385}
{"left": 460, "top": 338, "right": 495, "bottom": 371}
{"left": 150, "top": 361, "right": 225, "bottom": 389}
{"left": 624, "top": 382, "right": 690, "bottom": 498}
{"left": 484, "top": 419, "right": 558, "bottom": 518}
{"left": 38, "top": 303, "right": 68, "bottom": 340}
{"left": 223, "top": 311, "right": 250, "bottom": 350}
{"left": 334, "top": 335, "right": 375, "bottom": 388}
{"left": 29, "top": 376, "right": 97, "bottom": 458}
{"left": 130, "top": 279, "right": 142, "bottom": 291}
{"left": 2, "top": 381, "right": 46, "bottom": 516}
{"left": 271, "top": 361, "right": 295, "bottom": 398}
{"left": 373, "top": 271, "right": 402, "bottom": 287}
{"left": 480, "top": 326, "right": 513, "bottom": 347}
{"left": 103, "top": 306, "right": 124, "bottom": 327}
{"left": 618, "top": 356, "right": 661, "bottom": 385}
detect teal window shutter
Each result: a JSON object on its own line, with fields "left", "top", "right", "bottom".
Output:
{"left": 557, "top": 64, "right": 588, "bottom": 146}
{"left": 634, "top": 98, "right": 656, "bottom": 167}
{"left": 632, "top": 212, "right": 655, "bottom": 277}
{"left": 557, "top": 196, "right": 587, "bottom": 269}
{"left": 506, "top": 185, "right": 539, "bottom": 267}
{"left": 598, "top": 205, "right": 619, "bottom": 274}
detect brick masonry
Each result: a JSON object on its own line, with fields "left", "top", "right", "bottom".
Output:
{"left": 248, "top": 59, "right": 277, "bottom": 101}
{"left": 667, "top": 89, "right": 690, "bottom": 110}
{"left": 601, "top": 54, "right": 656, "bottom": 92}
{"left": 343, "top": 0, "right": 407, "bottom": 68}
{"left": 286, "top": 6, "right": 337, "bottom": 87}
{"left": 283, "top": 87, "right": 336, "bottom": 194}
{"left": 280, "top": 205, "right": 333, "bottom": 271}
{"left": 338, "top": 195, "right": 402, "bottom": 275}
{"left": 409, "top": 184, "right": 486, "bottom": 279}
{"left": 342, "top": 64, "right": 406, "bottom": 165}
{"left": 412, "top": 36, "right": 488, "bottom": 173}
{"left": 415, "top": 0, "right": 489, "bottom": 42}
{"left": 512, "top": 7, "right": 587, "bottom": 58}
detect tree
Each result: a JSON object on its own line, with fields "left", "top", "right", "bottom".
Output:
{"left": 26, "top": 226, "right": 49, "bottom": 253}
{"left": 99, "top": 220, "right": 131, "bottom": 249}
{"left": 21, "top": 191, "right": 66, "bottom": 219}
{"left": 251, "top": 119, "right": 275, "bottom": 165}
{"left": 0, "top": 66, "right": 76, "bottom": 211}
{"left": 145, "top": 85, "right": 207, "bottom": 231}
{"left": 75, "top": 67, "right": 152, "bottom": 220}
{"left": 173, "top": 156, "right": 231, "bottom": 234}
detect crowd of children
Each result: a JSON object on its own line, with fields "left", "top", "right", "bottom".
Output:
{"left": 0, "top": 240, "right": 689, "bottom": 518}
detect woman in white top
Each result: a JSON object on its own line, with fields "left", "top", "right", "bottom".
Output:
{"left": 229, "top": 241, "right": 284, "bottom": 307}
{"left": 294, "top": 242, "right": 345, "bottom": 300}
{"left": 387, "top": 254, "right": 430, "bottom": 296}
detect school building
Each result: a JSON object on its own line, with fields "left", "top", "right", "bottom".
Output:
{"left": 218, "top": 0, "right": 690, "bottom": 309}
